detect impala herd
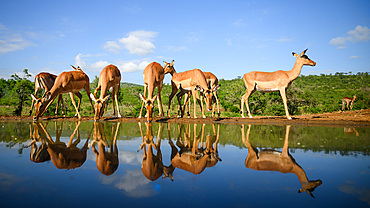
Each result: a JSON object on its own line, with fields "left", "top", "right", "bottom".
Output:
{"left": 29, "top": 49, "right": 355, "bottom": 122}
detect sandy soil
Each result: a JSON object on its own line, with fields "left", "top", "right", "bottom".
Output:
{"left": 1, "top": 109, "right": 369, "bottom": 127}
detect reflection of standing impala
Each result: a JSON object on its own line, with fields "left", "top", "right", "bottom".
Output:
{"left": 241, "top": 124, "right": 322, "bottom": 198}
{"left": 90, "top": 122, "right": 120, "bottom": 176}
{"left": 241, "top": 49, "right": 316, "bottom": 120}
{"left": 137, "top": 122, "right": 174, "bottom": 181}
{"left": 28, "top": 122, "right": 50, "bottom": 163}
{"left": 39, "top": 121, "right": 91, "bottom": 170}
{"left": 165, "top": 66, "right": 219, "bottom": 118}
{"left": 31, "top": 66, "right": 95, "bottom": 121}
{"left": 139, "top": 61, "right": 175, "bottom": 122}
{"left": 90, "top": 65, "right": 122, "bottom": 120}
{"left": 169, "top": 123, "right": 221, "bottom": 175}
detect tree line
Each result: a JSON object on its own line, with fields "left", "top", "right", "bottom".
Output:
{"left": 0, "top": 70, "right": 368, "bottom": 117}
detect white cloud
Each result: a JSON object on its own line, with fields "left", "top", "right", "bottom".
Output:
{"left": 104, "top": 41, "right": 121, "bottom": 53}
{"left": 232, "top": 19, "right": 246, "bottom": 27}
{"left": 225, "top": 38, "right": 232, "bottom": 46}
{"left": 74, "top": 53, "right": 150, "bottom": 73}
{"left": 330, "top": 25, "right": 370, "bottom": 48}
{"left": 0, "top": 23, "right": 31, "bottom": 54}
{"left": 350, "top": 55, "right": 359, "bottom": 59}
{"left": 104, "top": 30, "right": 157, "bottom": 56}
{"left": 118, "top": 60, "right": 150, "bottom": 73}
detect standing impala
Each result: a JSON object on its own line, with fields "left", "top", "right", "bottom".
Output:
{"left": 139, "top": 61, "right": 175, "bottom": 122}
{"left": 90, "top": 64, "right": 122, "bottom": 120}
{"left": 31, "top": 66, "right": 94, "bottom": 121}
{"left": 183, "top": 71, "right": 221, "bottom": 117}
{"left": 166, "top": 67, "right": 219, "bottom": 118}
{"left": 242, "top": 124, "right": 322, "bottom": 198}
{"left": 30, "top": 72, "right": 66, "bottom": 116}
{"left": 342, "top": 95, "right": 356, "bottom": 111}
{"left": 241, "top": 49, "right": 316, "bottom": 120}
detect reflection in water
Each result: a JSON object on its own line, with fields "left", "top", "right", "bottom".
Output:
{"left": 168, "top": 123, "right": 221, "bottom": 176}
{"left": 242, "top": 124, "right": 323, "bottom": 198}
{"left": 38, "top": 121, "right": 92, "bottom": 170}
{"left": 138, "top": 122, "right": 174, "bottom": 181}
{"left": 344, "top": 127, "right": 359, "bottom": 136}
{"left": 89, "top": 122, "right": 120, "bottom": 176}
{"left": 28, "top": 122, "right": 50, "bottom": 163}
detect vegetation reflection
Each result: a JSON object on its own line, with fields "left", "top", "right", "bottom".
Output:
{"left": 242, "top": 124, "right": 322, "bottom": 198}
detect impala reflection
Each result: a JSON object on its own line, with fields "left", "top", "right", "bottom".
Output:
{"left": 241, "top": 124, "right": 322, "bottom": 198}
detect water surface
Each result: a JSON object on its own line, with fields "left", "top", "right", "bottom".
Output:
{"left": 0, "top": 121, "right": 369, "bottom": 208}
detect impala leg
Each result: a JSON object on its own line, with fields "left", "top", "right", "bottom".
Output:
{"left": 176, "top": 90, "right": 186, "bottom": 118}
{"left": 279, "top": 88, "right": 291, "bottom": 120}
{"left": 30, "top": 86, "right": 41, "bottom": 116}
{"left": 167, "top": 82, "right": 178, "bottom": 117}
{"left": 115, "top": 85, "right": 121, "bottom": 118}
{"left": 111, "top": 87, "right": 117, "bottom": 117}
{"left": 69, "top": 92, "right": 81, "bottom": 119}
{"left": 342, "top": 100, "right": 345, "bottom": 111}
{"left": 139, "top": 84, "right": 147, "bottom": 118}
{"left": 94, "top": 84, "right": 101, "bottom": 100}
{"left": 56, "top": 94, "right": 65, "bottom": 116}
{"left": 241, "top": 88, "right": 254, "bottom": 118}
{"left": 214, "top": 92, "right": 220, "bottom": 117}
{"left": 184, "top": 92, "right": 191, "bottom": 117}
{"left": 157, "top": 83, "right": 164, "bottom": 117}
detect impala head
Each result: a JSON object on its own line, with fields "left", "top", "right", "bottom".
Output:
{"left": 292, "top": 49, "right": 316, "bottom": 66}
{"left": 31, "top": 93, "right": 52, "bottom": 121}
{"left": 71, "top": 65, "right": 82, "bottom": 71}
{"left": 140, "top": 93, "right": 158, "bottom": 122}
{"left": 163, "top": 60, "right": 175, "bottom": 75}
{"left": 90, "top": 93, "right": 110, "bottom": 121}
{"left": 353, "top": 95, "right": 357, "bottom": 100}
{"left": 298, "top": 179, "right": 322, "bottom": 198}
{"left": 195, "top": 85, "right": 220, "bottom": 111}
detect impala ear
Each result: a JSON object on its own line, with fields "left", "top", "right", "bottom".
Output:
{"left": 213, "top": 85, "right": 220, "bottom": 92}
{"left": 139, "top": 93, "right": 146, "bottom": 101}
{"left": 300, "top": 48, "right": 308, "bottom": 56}
{"left": 102, "top": 94, "right": 110, "bottom": 103}
{"left": 90, "top": 93, "right": 97, "bottom": 102}
{"left": 195, "top": 85, "right": 204, "bottom": 92}
{"left": 152, "top": 94, "right": 158, "bottom": 102}
{"left": 71, "top": 65, "right": 76, "bottom": 70}
{"left": 171, "top": 60, "right": 174, "bottom": 65}
{"left": 31, "top": 94, "right": 39, "bottom": 101}
{"left": 163, "top": 61, "right": 168, "bottom": 65}
{"left": 292, "top": 52, "right": 299, "bottom": 57}
{"left": 44, "top": 92, "right": 52, "bottom": 101}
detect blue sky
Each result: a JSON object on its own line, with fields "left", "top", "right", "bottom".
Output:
{"left": 0, "top": 0, "right": 369, "bottom": 85}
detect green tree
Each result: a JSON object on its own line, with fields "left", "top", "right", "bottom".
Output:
{"left": 10, "top": 69, "right": 33, "bottom": 116}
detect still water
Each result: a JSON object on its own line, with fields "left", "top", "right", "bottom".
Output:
{"left": 0, "top": 121, "right": 369, "bottom": 208}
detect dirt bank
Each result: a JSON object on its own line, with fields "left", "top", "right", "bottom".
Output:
{"left": 1, "top": 109, "right": 369, "bottom": 127}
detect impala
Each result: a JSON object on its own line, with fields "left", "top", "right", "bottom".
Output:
{"left": 138, "top": 122, "right": 174, "bottom": 181}
{"left": 241, "top": 49, "right": 316, "bottom": 120}
{"left": 165, "top": 67, "right": 219, "bottom": 118}
{"left": 139, "top": 61, "right": 175, "bottom": 122}
{"left": 183, "top": 71, "right": 221, "bottom": 117}
{"left": 31, "top": 66, "right": 94, "bottom": 121}
{"left": 90, "top": 64, "right": 122, "bottom": 120}
{"left": 90, "top": 122, "right": 120, "bottom": 176}
{"left": 168, "top": 123, "right": 221, "bottom": 175}
{"left": 242, "top": 124, "right": 322, "bottom": 198}
{"left": 38, "top": 121, "right": 92, "bottom": 170}
{"left": 29, "top": 72, "right": 67, "bottom": 116}
{"left": 342, "top": 95, "right": 356, "bottom": 111}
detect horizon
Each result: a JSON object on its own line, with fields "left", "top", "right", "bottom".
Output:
{"left": 0, "top": 0, "right": 369, "bottom": 85}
